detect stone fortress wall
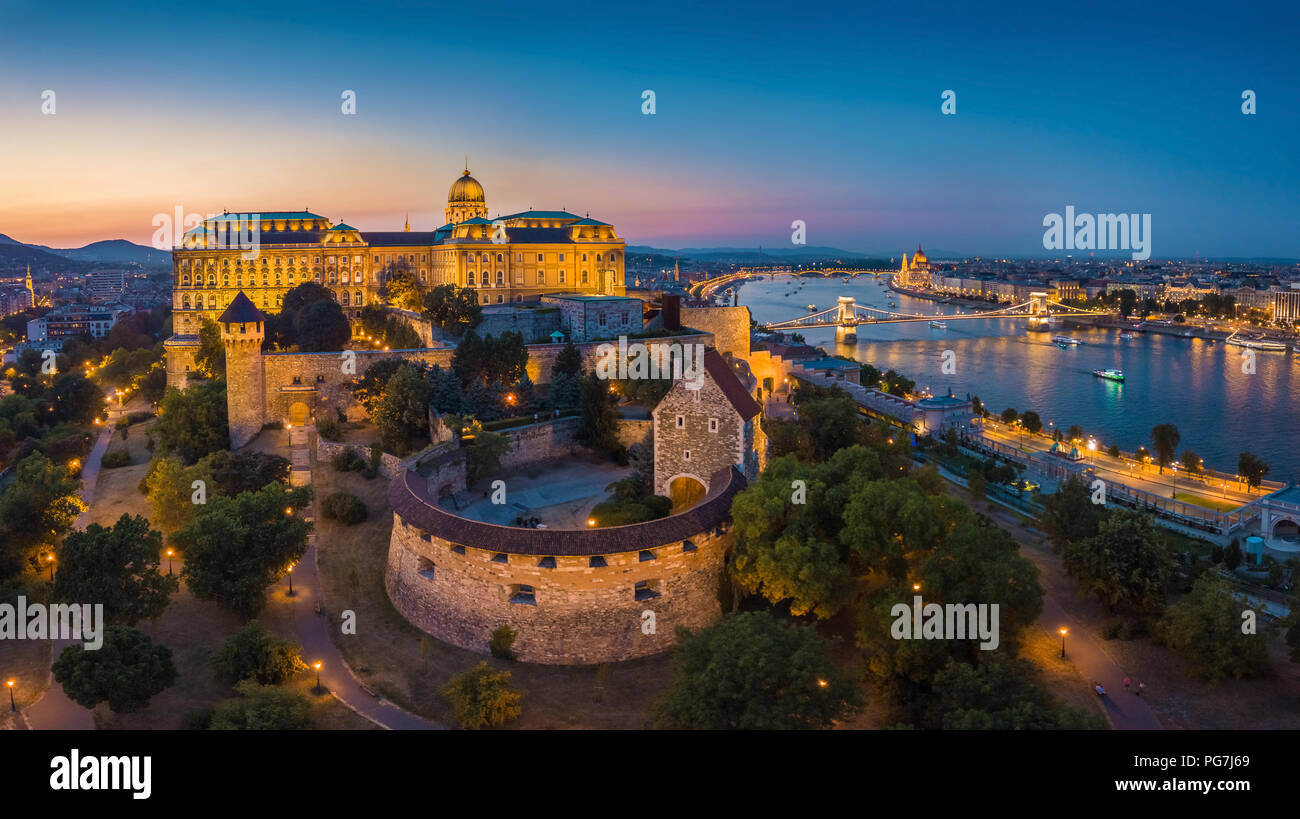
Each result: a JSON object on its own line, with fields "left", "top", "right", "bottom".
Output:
{"left": 385, "top": 462, "right": 745, "bottom": 665}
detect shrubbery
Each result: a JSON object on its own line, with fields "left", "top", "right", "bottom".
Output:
{"left": 322, "top": 492, "right": 367, "bottom": 525}
{"left": 101, "top": 449, "right": 131, "bottom": 468}
{"left": 331, "top": 449, "right": 367, "bottom": 473}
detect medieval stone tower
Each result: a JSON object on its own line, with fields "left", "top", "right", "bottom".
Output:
{"left": 218, "top": 291, "right": 267, "bottom": 449}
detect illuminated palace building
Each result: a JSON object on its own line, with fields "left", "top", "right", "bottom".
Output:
{"left": 168, "top": 167, "right": 626, "bottom": 338}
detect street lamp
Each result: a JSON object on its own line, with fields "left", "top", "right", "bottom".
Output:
{"left": 46, "top": 554, "right": 54, "bottom": 583}
{"left": 286, "top": 564, "right": 295, "bottom": 597}
{"left": 313, "top": 661, "right": 323, "bottom": 694}
{"left": 166, "top": 548, "right": 174, "bottom": 576}
{"left": 7, "top": 679, "right": 14, "bottom": 712}
{"left": 1059, "top": 627, "right": 1068, "bottom": 659}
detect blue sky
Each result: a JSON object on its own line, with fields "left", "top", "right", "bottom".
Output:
{"left": 1, "top": 0, "right": 1296, "bottom": 257}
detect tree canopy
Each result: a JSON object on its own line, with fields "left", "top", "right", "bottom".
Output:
{"left": 155, "top": 380, "right": 229, "bottom": 464}
{"left": 52, "top": 625, "right": 178, "bottom": 713}
{"left": 54, "top": 514, "right": 177, "bottom": 625}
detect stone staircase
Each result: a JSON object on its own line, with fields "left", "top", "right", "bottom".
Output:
{"left": 289, "top": 425, "right": 312, "bottom": 487}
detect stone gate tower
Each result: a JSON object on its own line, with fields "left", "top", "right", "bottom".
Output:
{"left": 218, "top": 291, "right": 267, "bottom": 449}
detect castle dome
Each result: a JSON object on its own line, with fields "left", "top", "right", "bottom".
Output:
{"left": 913, "top": 245, "right": 928, "bottom": 264}
{"left": 448, "top": 169, "right": 485, "bottom": 204}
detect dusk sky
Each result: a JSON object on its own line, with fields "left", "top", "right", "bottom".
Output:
{"left": 1, "top": 0, "right": 1297, "bottom": 258}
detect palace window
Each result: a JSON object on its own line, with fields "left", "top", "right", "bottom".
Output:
{"left": 620, "top": 312, "right": 629, "bottom": 324}
{"left": 582, "top": 254, "right": 588, "bottom": 262}
{"left": 417, "top": 558, "right": 435, "bottom": 580}
{"left": 492, "top": 553, "right": 508, "bottom": 564}
{"left": 589, "top": 556, "right": 607, "bottom": 568}
{"left": 181, "top": 296, "right": 190, "bottom": 309}
{"left": 509, "top": 584, "right": 536, "bottom": 605}
{"left": 208, "top": 275, "right": 216, "bottom": 286}
{"left": 634, "top": 580, "right": 661, "bottom": 601}
{"left": 467, "top": 270, "right": 475, "bottom": 283}
{"left": 675, "top": 415, "right": 685, "bottom": 429}
{"left": 537, "top": 253, "right": 544, "bottom": 262}
{"left": 262, "top": 274, "right": 269, "bottom": 285}
{"left": 341, "top": 291, "right": 350, "bottom": 305}
{"left": 638, "top": 550, "right": 656, "bottom": 562}
{"left": 341, "top": 272, "right": 349, "bottom": 284}
{"left": 496, "top": 253, "right": 503, "bottom": 263}
{"left": 538, "top": 556, "right": 556, "bottom": 569}
{"left": 496, "top": 270, "right": 504, "bottom": 284}
{"left": 328, "top": 271, "right": 336, "bottom": 284}
{"left": 559, "top": 253, "right": 565, "bottom": 261}
{"left": 496, "top": 295, "right": 504, "bottom": 303}
{"left": 356, "top": 271, "right": 363, "bottom": 283}
{"left": 709, "top": 418, "right": 719, "bottom": 433}
{"left": 684, "top": 449, "right": 691, "bottom": 461}
{"left": 682, "top": 540, "right": 697, "bottom": 552}
{"left": 537, "top": 271, "right": 545, "bottom": 285}
{"left": 450, "top": 544, "right": 466, "bottom": 555}
{"left": 559, "top": 270, "right": 565, "bottom": 283}
{"left": 182, "top": 274, "right": 190, "bottom": 286}
{"left": 373, "top": 256, "right": 380, "bottom": 263}
{"left": 596, "top": 254, "right": 602, "bottom": 262}
{"left": 207, "top": 295, "right": 216, "bottom": 309}
{"left": 354, "top": 291, "right": 361, "bottom": 305}
{"left": 582, "top": 270, "right": 589, "bottom": 283}
{"left": 598, "top": 314, "right": 606, "bottom": 327}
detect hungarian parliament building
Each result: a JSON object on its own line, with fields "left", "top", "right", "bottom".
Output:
{"left": 169, "top": 167, "right": 626, "bottom": 338}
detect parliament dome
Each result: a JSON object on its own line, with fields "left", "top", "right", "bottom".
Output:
{"left": 448, "top": 170, "right": 485, "bottom": 204}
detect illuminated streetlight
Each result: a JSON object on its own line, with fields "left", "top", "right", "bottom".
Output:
{"left": 1059, "top": 627, "right": 1068, "bottom": 659}
{"left": 166, "top": 548, "right": 174, "bottom": 576}
{"left": 7, "top": 679, "right": 14, "bottom": 712}
{"left": 912, "top": 582, "right": 921, "bottom": 592}
{"left": 46, "top": 554, "right": 54, "bottom": 583}
{"left": 586, "top": 518, "right": 596, "bottom": 527}
{"left": 286, "top": 564, "right": 296, "bottom": 597}
{"left": 313, "top": 661, "right": 323, "bottom": 694}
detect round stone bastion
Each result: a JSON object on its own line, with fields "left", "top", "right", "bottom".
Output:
{"left": 384, "top": 462, "right": 745, "bottom": 665}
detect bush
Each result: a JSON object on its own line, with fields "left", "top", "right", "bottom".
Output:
{"left": 212, "top": 621, "right": 308, "bottom": 685}
{"left": 489, "top": 624, "right": 517, "bottom": 660}
{"left": 181, "top": 707, "right": 214, "bottom": 730}
{"left": 262, "top": 420, "right": 284, "bottom": 431}
{"left": 126, "top": 410, "right": 153, "bottom": 425}
{"left": 442, "top": 661, "right": 523, "bottom": 729}
{"left": 331, "top": 449, "right": 367, "bottom": 473}
{"left": 322, "top": 492, "right": 368, "bottom": 525}
{"left": 101, "top": 449, "right": 131, "bottom": 469}
{"left": 316, "top": 414, "right": 341, "bottom": 441}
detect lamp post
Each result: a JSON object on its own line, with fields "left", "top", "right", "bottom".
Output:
{"left": 313, "top": 661, "right": 322, "bottom": 694}
{"left": 166, "top": 548, "right": 174, "bottom": 577}
{"left": 46, "top": 554, "right": 54, "bottom": 583}
{"left": 1059, "top": 627, "right": 1068, "bottom": 659}
{"left": 286, "top": 564, "right": 295, "bottom": 597}
{"left": 7, "top": 679, "right": 14, "bottom": 712}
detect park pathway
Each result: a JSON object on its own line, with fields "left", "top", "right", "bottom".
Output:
{"left": 20, "top": 407, "right": 117, "bottom": 731}
{"left": 980, "top": 502, "right": 1163, "bottom": 730}
{"left": 285, "top": 425, "right": 440, "bottom": 730}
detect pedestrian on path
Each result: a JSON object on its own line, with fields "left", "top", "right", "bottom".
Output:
{"left": 1123, "top": 677, "right": 1131, "bottom": 690}
{"left": 1136, "top": 682, "right": 1145, "bottom": 697}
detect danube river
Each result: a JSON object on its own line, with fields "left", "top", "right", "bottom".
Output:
{"left": 736, "top": 274, "right": 1299, "bottom": 480}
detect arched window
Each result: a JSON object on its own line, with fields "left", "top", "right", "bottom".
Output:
{"left": 467, "top": 270, "right": 475, "bottom": 284}
{"left": 582, "top": 270, "right": 589, "bottom": 284}
{"left": 207, "top": 294, "right": 216, "bottom": 309}
{"left": 223, "top": 274, "right": 229, "bottom": 286}
{"left": 341, "top": 291, "right": 350, "bottom": 305}
{"left": 537, "top": 270, "right": 545, "bottom": 285}
{"left": 207, "top": 274, "right": 216, "bottom": 286}
{"left": 496, "top": 270, "right": 503, "bottom": 284}
{"left": 496, "top": 253, "right": 503, "bottom": 263}
{"left": 356, "top": 271, "right": 364, "bottom": 284}
{"left": 596, "top": 254, "right": 602, "bottom": 262}
{"left": 181, "top": 295, "right": 190, "bottom": 309}
{"left": 496, "top": 294, "right": 504, "bottom": 303}
{"left": 181, "top": 274, "right": 190, "bottom": 286}
{"left": 354, "top": 291, "right": 362, "bottom": 305}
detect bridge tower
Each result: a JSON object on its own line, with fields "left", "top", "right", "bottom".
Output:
{"left": 1028, "top": 291, "right": 1050, "bottom": 328}
{"left": 835, "top": 296, "right": 857, "bottom": 344}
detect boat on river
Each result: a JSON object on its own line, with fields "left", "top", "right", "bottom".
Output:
{"left": 1092, "top": 368, "right": 1125, "bottom": 382}
{"left": 1051, "top": 335, "right": 1082, "bottom": 346}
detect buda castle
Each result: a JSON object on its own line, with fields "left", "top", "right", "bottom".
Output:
{"left": 168, "top": 166, "right": 626, "bottom": 338}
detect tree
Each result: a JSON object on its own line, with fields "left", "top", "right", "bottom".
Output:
{"left": 929, "top": 657, "right": 1103, "bottom": 730}
{"left": 1061, "top": 509, "right": 1173, "bottom": 614}
{"left": 421, "top": 284, "right": 481, "bottom": 337}
{"left": 1000, "top": 407, "right": 1018, "bottom": 424}
{"left": 142, "top": 456, "right": 211, "bottom": 536}
{"left": 1180, "top": 449, "right": 1202, "bottom": 475}
{"left": 293, "top": 298, "right": 351, "bottom": 352}
{"left": 1238, "top": 452, "right": 1269, "bottom": 490}
{"left": 351, "top": 358, "right": 409, "bottom": 416}
{"left": 427, "top": 364, "right": 462, "bottom": 415}
{"left": 52, "top": 626, "right": 178, "bottom": 713}
{"left": 173, "top": 483, "right": 314, "bottom": 617}
{"left": 210, "top": 680, "right": 313, "bottom": 729}
{"left": 273, "top": 282, "right": 337, "bottom": 349}
{"left": 198, "top": 449, "right": 291, "bottom": 496}
{"left": 1020, "top": 411, "right": 1042, "bottom": 435}
{"left": 1150, "top": 423, "right": 1180, "bottom": 473}
{"left": 547, "top": 371, "right": 581, "bottom": 409}
{"left": 552, "top": 339, "right": 582, "bottom": 378}
{"left": 195, "top": 318, "right": 225, "bottom": 377}
{"left": 381, "top": 263, "right": 425, "bottom": 311}
{"left": 576, "top": 371, "right": 620, "bottom": 455}
{"left": 155, "top": 381, "right": 228, "bottom": 464}
{"left": 1039, "top": 476, "right": 1106, "bottom": 553}
{"left": 1065, "top": 424, "right": 1085, "bottom": 442}
{"left": 451, "top": 330, "right": 487, "bottom": 387}
{"left": 0, "top": 452, "right": 86, "bottom": 578}
{"left": 798, "top": 389, "right": 862, "bottom": 462}
{"left": 1223, "top": 538, "right": 1243, "bottom": 571}
{"left": 1157, "top": 573, "right": 1269, "bottom": 682}
{"left": 54, "top": 514, "right": 177, "bottom": 625}
{"left": 211, "top": 621, "right": 307, "bottom": 685}
{"left": 47, "top": 373, "right": 105, "bottom": 425}
{"left": 841, "top": 477, "right": 974, "bottom": 580}
{"left": 373, "top": 364, "right": 433, "bottom": 455}
{"left": 442, "top": 661, "right": 524, "bottom": 729}
{"left": 484, "top": 332, "right": 528, "bottom": 386}
{"left": 652, "top": 611, "right": 859, "bottom": 730}
{"left": 1107, "top": 443, "right": 1120, "bottom": 458}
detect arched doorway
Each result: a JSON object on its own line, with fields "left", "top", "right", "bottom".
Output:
{"left": 1272, "top": 518, "right": 1300, "bottom": 545}
{"left": 668, "top": 475, "right": 707, "bottom": 512}
{"left": 288, "top": 402, "right": 310, "bottom": 426}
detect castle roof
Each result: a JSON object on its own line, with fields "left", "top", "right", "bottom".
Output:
{"left": 390, "top": 465, "right": 745, "bottom": 556}
{"left": 217, "top": 291, "right": 266, "bottom": 324}
{"left": 703, "top": 349, "right": 761, "bottom": 420}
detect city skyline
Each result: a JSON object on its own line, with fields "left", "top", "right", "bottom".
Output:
{"left": 2, "top": 0, "right": 1297, "bottom": 257}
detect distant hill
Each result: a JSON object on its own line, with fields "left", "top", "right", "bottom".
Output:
{"left": 627, "top": 244, "right": 882, "bottom": 263}
{"left": 0, "top": 234, "right": 171, "bottom": 272}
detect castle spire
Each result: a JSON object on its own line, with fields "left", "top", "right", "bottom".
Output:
{"left": 404, "top": 212, "right": 410, "bottom": 232}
